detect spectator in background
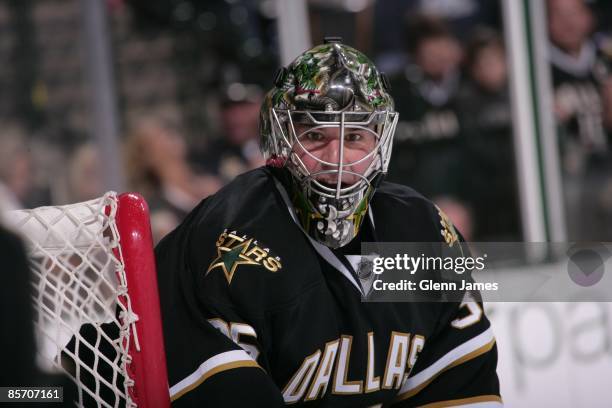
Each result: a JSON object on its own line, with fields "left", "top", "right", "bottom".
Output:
{"left": 547, "top": 0, "right": 612, "bottom": 240}
{"left": 195, "top": 80, "right": 265, "bottom": 182}
{"left": 387, "top": 15, "right": 466, "bottom": 203}
{"left": 124, "top": 118, "right": 221, "bottom": 243}
{"left": 409, "top": 0, "right": 500, "bottom": 41}
{"left": 456, "top": 28, "right": 521, "bottom": 241}
{"left": 65, "top": 143, "right": 105, "bottom": 203}
{"left": 548, "top": 0, "right": 612, "bottom": 167}
{"left": 0, "top": 125, "right": 33, "bottom": 211}
{"left": 373, "top": 0, "right": 500, "bottom": 75}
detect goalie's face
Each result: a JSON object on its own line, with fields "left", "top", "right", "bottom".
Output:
{"left": 293, "top": 123, "right": 377, "bottom": 187}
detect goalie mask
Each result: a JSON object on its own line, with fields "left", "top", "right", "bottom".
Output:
{"left": 260, "top": 39, "right": 398, "bottom": 248}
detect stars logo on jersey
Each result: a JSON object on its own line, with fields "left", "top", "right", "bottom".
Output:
{"left": 436, "top": 205, "right": 459, "bottom": 248}
{"left": 206, "top": 229, "right": 282, "bottom": 284}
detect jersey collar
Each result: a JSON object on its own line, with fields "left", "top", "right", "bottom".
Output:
{"left": 272, "top": 174, "right": 370, "bottom": 296}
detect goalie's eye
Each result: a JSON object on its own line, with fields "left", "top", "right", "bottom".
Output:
{"left": 345, "top": 132, "right": 362, "bottom": 142}
{"left": 304, "top": 131, "right": 325, "bottom": 142}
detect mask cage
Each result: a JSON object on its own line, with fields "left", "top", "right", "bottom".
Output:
{"left": 269, "top": 109, "right": 398, "bottom": 201}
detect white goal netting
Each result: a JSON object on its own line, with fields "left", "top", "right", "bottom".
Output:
{"left": 8, "top": 192, "right": 139, "bottom": 408}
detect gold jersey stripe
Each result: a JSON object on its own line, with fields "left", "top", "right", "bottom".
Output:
{"left": 418, "top": 394, "right": 503, "bottom": 408}
{"left": 394, "top": 338, "right": 496, "bottom": 402}
{"left": 171, "top": 360, "right": 261, "bottom": 401}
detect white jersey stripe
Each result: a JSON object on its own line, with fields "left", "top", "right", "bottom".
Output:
{"left": 397, "top": 327, "right": 496, "bottom": 399}
{"left": 169, "top": 350, "right": 258, "bottom": 400}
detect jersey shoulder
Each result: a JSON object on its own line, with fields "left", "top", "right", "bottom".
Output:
{"left": 376, "top": 180, "right": 431, "bottom": 204}
{"left": 156, "top": 167, "right": 323, "bottom": 314}
{"left": 373, "top": 181, "right": 459, "bottom": 244}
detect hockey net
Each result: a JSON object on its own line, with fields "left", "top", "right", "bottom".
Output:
{"left": 7, "top": 192, "right": 170, "bottom": 408}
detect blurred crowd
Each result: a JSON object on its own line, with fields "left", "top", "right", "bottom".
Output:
{"left": 378, "top": 0, "right": 612, "bottom": 242}
{"left": 0, "top": 0, "right": 611, "bottom": 243}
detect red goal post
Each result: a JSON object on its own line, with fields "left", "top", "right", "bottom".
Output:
{"left": 8, "top": 192, "right": 170, "bottom": 407}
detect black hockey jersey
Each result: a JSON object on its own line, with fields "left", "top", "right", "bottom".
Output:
{"left": 550, "top": 40, "right": 612, "bottom": 159}
{"left": 155, "top": 167, "right": 501, "bottom": 407}
{"left": 386, "top": 68, "right": 464, "bottom": 199}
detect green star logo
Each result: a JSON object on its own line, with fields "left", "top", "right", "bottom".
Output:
{"left": 206, "top": 238, "right": 259, "bottom": 284}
